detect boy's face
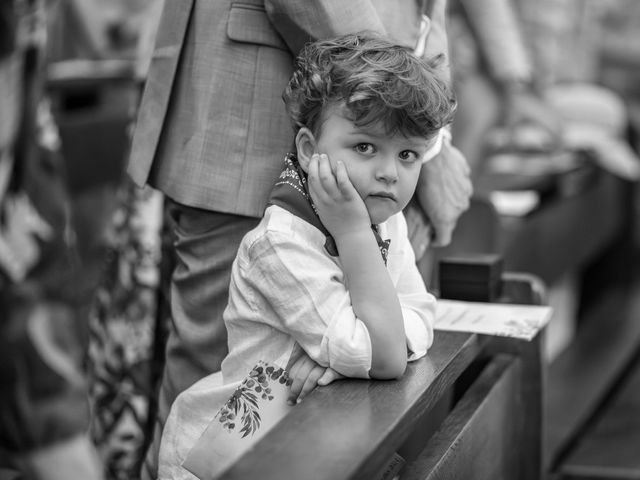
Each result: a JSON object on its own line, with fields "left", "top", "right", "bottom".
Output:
{"left": 312, "top": 103, "right": 430, "bottom": 225}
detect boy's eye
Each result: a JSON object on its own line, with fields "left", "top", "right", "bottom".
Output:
{"left": 354, "top": 143, "right": 375, "bottom": 155}
{"left": 399, "top": 150, "right": 419, "bottom": 163}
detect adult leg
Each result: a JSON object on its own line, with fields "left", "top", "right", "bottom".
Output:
{"left": 140, "top": 200, "right": 259, "bottom": 480}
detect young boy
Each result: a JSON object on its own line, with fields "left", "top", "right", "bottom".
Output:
{"left": 158, "top": 32, "right": 456, "bottom": 479}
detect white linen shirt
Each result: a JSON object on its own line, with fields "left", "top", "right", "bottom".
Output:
{"left": 220, "top": 205, "right": 436, "bottom": 383}
{"left": 158, "top": 205, "right": 436, "bottom": 479}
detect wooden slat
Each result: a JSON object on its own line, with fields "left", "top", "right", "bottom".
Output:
{"left": 499, "top": 172, "right": 625, "bottom": 286}
{"left": 220, "top": 331, "right": 485, "bottom": 480}
{"left": 486, "top": 333, "right": 545, "bottom": 480}
{"left": 559, "top": 355, "right": 640, "bottom": 479}
{"left": 546, "top": 286, "right": 640, "bottom": 469}
{"left": 403, "top": 355, "right": 521, "bottom": 480}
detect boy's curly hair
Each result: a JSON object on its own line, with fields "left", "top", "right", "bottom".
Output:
{"left": 283, "top": 32, "right": 457, "bottom": 141}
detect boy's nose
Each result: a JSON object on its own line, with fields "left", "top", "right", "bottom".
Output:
{"left": 375, "top": 158, "right": 398, "bottom": 184}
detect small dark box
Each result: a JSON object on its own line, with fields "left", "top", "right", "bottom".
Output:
{"left": 439, "top": 254, "right": 504, "bottom": 302}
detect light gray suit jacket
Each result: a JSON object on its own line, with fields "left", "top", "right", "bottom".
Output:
{"left": 128, "top": 0, "right": 424, "bottom": 218}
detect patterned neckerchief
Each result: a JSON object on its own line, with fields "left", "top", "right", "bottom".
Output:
{"left": 267, "top": 153, "right": 391, "bottom": 265}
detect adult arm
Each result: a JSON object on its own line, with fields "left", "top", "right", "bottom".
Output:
{"left": 458, "top": 0, "right": 532, "bottom": 88}
{"left": 409, "top": 0, "right": 472, "bottom": 251}
{"left": 458, "top": 0, "right": 562, "bottom": 135}
{"left": 264, "top": 0, "right": 386, "bottom": 56}
{"left": 414, "top": 139, "right": 472, "bottom": 249}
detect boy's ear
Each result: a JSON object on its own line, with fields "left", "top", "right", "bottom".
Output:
{"left": 295, "top": 128, "right": 316, "bottom": 172}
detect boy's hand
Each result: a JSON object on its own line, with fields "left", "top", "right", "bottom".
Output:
{"left": 307, "top": 153, "right": 369, "bottom": 238}
{"left": 286, "top": 343, "right": 344, "bottom": 405}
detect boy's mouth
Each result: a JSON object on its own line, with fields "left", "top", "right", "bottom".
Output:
{"left": 369, "top": 191, "right": 397, "bottom": 201}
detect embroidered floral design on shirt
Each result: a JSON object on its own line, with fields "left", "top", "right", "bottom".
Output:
{"left": 217, "top": 362, "right": 292, "bottom": 438}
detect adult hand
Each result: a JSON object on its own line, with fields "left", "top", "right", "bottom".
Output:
{"left": 307, "top": 153, "right": 370, "bottom": 238}
{"left": 404, "top": 198, "right": 433, "bottom": 261}
{"left": 415, "top": 142, "right": 472, "bottom": 247}
{"left": 286, "top": 343, "right": 344, "bottom": 405}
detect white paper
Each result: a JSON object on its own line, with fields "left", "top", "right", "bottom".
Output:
{"left": 435, "top": 299, "right": 552, "bottom": 341}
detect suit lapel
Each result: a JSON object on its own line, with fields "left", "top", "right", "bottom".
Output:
{"left": 127, "top": 0, "right": 195, "bottom": 185}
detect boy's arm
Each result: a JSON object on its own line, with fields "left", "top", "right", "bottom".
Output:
{"left": 286, "top": 343, "right": 344, "bottom": 405}
{"left": 308, "top": 154, "right": 408, "bottom": 379}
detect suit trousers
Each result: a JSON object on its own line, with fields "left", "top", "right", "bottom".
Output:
{"left": 141, "top": 200, "right": 260, "bottom": 480}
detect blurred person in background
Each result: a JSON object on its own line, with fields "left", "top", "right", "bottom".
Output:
{"left": 0, "top": 1, "right": 165, "bottom": 478}
{"left": 0, "top": 0, "right": 102, "bottom": 478}
{"left": 446, "top": 0, "right": 640, "bottom": 361}
{"left": 596, "top": 0, "right": 640, "bottom": 149}
{"left": 43, "top": 0, "right": 168, "bottom": 478}
{"left": 448, "top": 0, "right": 640, "bottom": 180}
{"left": 517, "top": 0, "right": 639, "bottom": 180}
{"left": 448, "top": 0, "right": 563, "bottom": 172}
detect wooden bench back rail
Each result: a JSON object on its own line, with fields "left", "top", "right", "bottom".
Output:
{"left": 219, "top": 274, "right": 545, "bottom": 480}
{"left": 221, "top": 331, "right": 485, "bottom": 480}
{"left": 403, "top": 354, "right": 522, "bottom": 480}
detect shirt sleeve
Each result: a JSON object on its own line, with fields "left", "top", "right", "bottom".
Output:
{"left": 243, "top": 230, "right": 373, "bottom": 378}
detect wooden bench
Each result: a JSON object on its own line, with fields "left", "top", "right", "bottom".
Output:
{"left": 424, "top": 166, "right": 637, "bottom": 479}
{"left": 557, "top": 352, "right": 640, "bottom": 479}
{"left": 426, "top": 168, "right": 628, "bottom": 290}
{"left": 216, "top": 274, "right": 546, "bottom": 480}
{"left": 545, "top": 283, "right": 640, "bottom": 475}
{"left": 548, "top": 235, "right": 640, "bottom": 479}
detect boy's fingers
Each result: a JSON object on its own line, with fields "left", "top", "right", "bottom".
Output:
{"left": 287, "top": 356, "right": 308, "bottom": 390}
{"left": 308, "top": 154, "right": 326, "bottom": 202}
{"left": 287, "top": 375, "right": 305, "bottom": 405}
{"left": 317, "top": 368, "right": 344, "bottom": 386}
{"left": 317, "top": 154, "right": 339, "bottom": 195}
{"left": 296, "top": 366, "right": 325, "bottom": 403}
{"left": 308, "top": 154, "right": 319, "bottom": 184}
{"left": 288, "top": 357, "right": 315, "bottom": 404}
{"left": 285, "top": 342, "right": 305, "bottom": 371}
{"left": 335, "top": 161, "right": 354, "bottom": 197}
